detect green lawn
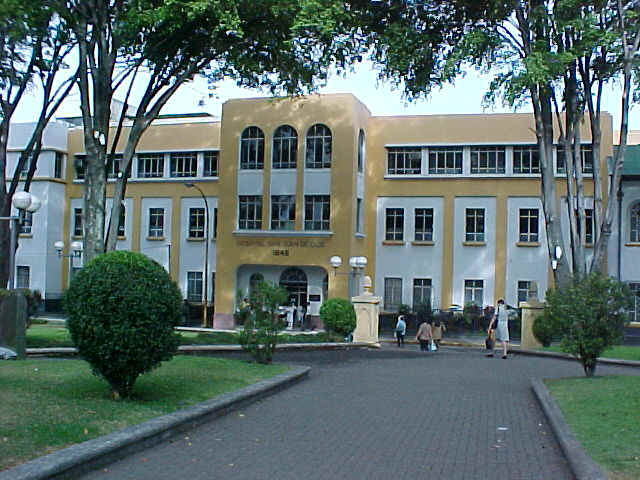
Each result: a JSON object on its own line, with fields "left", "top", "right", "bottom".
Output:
{"left": 546, "top": 376, "right": 640, "bottom": 480}
{"left": 541, "top": 345, "right": 640, "bottom": 362}
{"left": 26, "top": 325, "right": 342, "bottom": 348}
{"left": 0, "top": 356, "right": 288, "bottom": 471}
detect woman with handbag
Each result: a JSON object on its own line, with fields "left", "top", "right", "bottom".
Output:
{"left": 415, "top": 319, "right": 432, "bottom": 352}
{"left": 431, "top": 318, "right": 446, "bottom": 351}
{"left": 487, "top": 299, "right": 509, "bottom": 359}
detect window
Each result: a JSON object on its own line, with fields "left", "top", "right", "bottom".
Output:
{"left": 137, "top": 153, "right": 164, "bottom": 178}
{"left": 19, "top": 211, "right": 33, "bottom": 235}
{"left": 464, "top": 280, "right": 483, "bottom": 306}
{"left": 556, "top": 145, "right": 594, "bottom": 175}
{"left": 187, "top": 271, "right": 203, "bottom": 302}
{"left": 239, "top": 195, "right": 262, "bottom": 230}
{"left": 387, "top": 147, "right": 421, "bottom": 175}
{"left": 519, "top": 208, "right": 539, "bottom": 242}
{"left": 356, "top": 198, "right": 363, "bottom": 234}
{"left": 188, "top": 207, "right": 205, "bottom": 238}
{"left": 413, "top": 278, "right": 432, "bottom": 311}
{"left": 517, "top": 280, "right": 537, "bottom": 303}
{"left": 73, "top": 208, "right": 83, "bottom": 237}
{"left": 414, "top": 208, "right": 433, "bottom": 241}
{"left": 304, "top": 195, "right": 330, "bottom": 231}
{"left": 470, "top": 146, "right": 505, "bottom": 174}
{"left": 428, "top": 147, "right": 463, "bottom": 174}
{"left": 305, "top": 124, "right": 331, "bottom": 168}
{"left": 18, "top": 158, "right": 32, "bottom": 178}
{"left": 16, "top": 266, "right": 30, "bottom": 289}
{"left": 358, "top": 129, "right": 365, "bottom": 173}
{"left": 148, "top": 208, "right": 164, "bottom": 238}
{"left": 630, "top": 283, "right": 640, "bottom": 322}
{"left": 117, "top": 205, "right": 125, "bottom": 237}
{"left": 385, "top": 208, "right": 404, "bottom": 241}
{"left": 585, "top": 208, "right": 594, "bottom": 244}
{"left": 74, "top": 155, "right": 86, "bottom": 180}
{"left": 204, "top": 151, "right": 218, "bottom": 177}
{"left": 271, "top": 195, "right": 295, "bottom": 230}
{"left": 465, "top": 208, "right": 485, "bottom": 242}
{"left": 54, "top": 152, "right": 64, "bottom": 179}
{"left": 240, "top": 126, "right": 265, "bottom": 170}
{"left": 384, "top": 277, "right": 403, "bottom": 312}
{"left": 513, "top": 146, "right": 540, "bottom": 174}
{"left": 272, "top": 125, "right": 297, "bottom": 169}
{"left": 107, "top": 154, "right": 124, "bottom": 179}
{"left": 170, "top": 152, "right": 197, "bottom": 177}
{"left": 631, "top": 203, "right": 640, "bottom": 242}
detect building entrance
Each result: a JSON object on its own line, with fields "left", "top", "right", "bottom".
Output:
{"left": 279, "top": 267, "right": 308, "bottom": 306}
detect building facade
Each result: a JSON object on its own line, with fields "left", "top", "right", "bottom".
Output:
{"left": 6, "top": 93, "right": 639, "bottom": 324}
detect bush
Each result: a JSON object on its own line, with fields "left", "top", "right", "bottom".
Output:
{"left": 319, "top": 298, "right": 356, "bottom": 337}
{"left": 542, "top": 272, "right": 633, "bottom": 376}
{"left": 398, "top": 304, "right": 412, "bottom": 316}
{"left": 532, "top": 314, "right": 554, "bottom": 347}
{"left": 64, "top": 251, "right": 182, "bottom": 398}
{"left": 238, "top": 282, "right": 287, "bottom": 364}
{"left": 415, "top": 300, "right": 434, "bottom": 324}
{"left": 463, "top": 302, "right": 483, "bottom": 330}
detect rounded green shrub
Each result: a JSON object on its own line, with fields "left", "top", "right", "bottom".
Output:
{"left": 64, "top": 251, "right": 182, "bottom": 398}
{"left": 532, "top": 314, "right": 554, "bottom": 347}
{"left": 319, "top": 298, "right": 356, "bottom": 337}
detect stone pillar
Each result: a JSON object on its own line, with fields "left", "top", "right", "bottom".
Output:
{"left": 0, "top": 291, "right": 28, "bottom": 359}
{"left": 351, "top": 276, "right": 380, "bottom": 344}
{"left": 520, "top": 298, "right": 544, "bottom": 350}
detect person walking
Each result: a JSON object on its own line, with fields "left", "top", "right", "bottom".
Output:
{"left": 415, "top": 319, "right": 432, "bottom": 352}
{"left": 395, "top": 315, "right": 407, "bottom": 347}
{"left": 431, "top": 318, "right": 446, "bottom": 351}
{"left": 487, "top": 299, "right": 509, "bottom": 359}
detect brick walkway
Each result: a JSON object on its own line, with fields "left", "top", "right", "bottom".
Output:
{"left": 78, "top": 346, "right": 638, "bottom": 480}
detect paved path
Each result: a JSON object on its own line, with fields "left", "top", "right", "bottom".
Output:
{"left": 79, "top": 346, "right": 638, "bottom": 480}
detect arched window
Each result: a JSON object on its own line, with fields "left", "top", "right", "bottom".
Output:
{"left": 306, "top": 124, "right": 332, "bottom": 168}
{"left": 279, "top": 267, "right": 308, "bottom": 306}
{"left": 631, "top": 203, "right": 640, "bottom": 242}
{"left": 357, "top": 129, "right": 365, "bottom": 173}
{"left": 240, "top": 126, "right": 264, "bottom": 170}
{"left": 273, "top": 125, "right": 297, "bottom": 169}
{"left": 249, "top": 273, "right": 264, "bottom": 296}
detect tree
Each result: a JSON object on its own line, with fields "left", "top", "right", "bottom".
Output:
{"left": 238, "top": 281, "right": 288, "bottom": 364}
{"left": 359, "top": 1, "right": 639, "bottom": 287}
{"left": 540, "top": 272, "right": 632, "bottom": 376}
{"left": 48, "top": 0, "right": 365, "bottom": 261}
{"left": 0, "top": 3, "right": 75, "bottom": 288}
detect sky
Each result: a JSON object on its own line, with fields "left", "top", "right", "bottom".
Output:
{"left": 13, "top": 60, "right": 640, "bottom": 131}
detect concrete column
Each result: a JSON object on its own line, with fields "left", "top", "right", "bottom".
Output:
{"left": 520, "top": 298, "right": 544, "bottom": 349}
{"left": 352, "top": 276, "right": 380, "bottom": 344}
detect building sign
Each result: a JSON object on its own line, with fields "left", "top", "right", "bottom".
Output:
{"left": 237, "top": 239, "right": 326, "bottom": 248}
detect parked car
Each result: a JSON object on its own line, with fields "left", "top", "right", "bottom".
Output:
{"left": 0, "top": 347, "right": 17, "bottom": 360}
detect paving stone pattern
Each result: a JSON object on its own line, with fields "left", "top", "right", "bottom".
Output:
{"left": 79, "top": 346, "right": 638, "bottom": 480}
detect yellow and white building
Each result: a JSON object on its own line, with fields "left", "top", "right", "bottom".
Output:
{"left": 8, "top": 93, "right": 639, "bottom": 326}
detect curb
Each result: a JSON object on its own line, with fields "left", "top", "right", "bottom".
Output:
{"left": 0, "top": 366, "right": 311, "bottom": 480}
{"left": 531, "top": 378, "right": 607, "bottom": 480}
{"left": 26, "top": 342, "right": 380, "bottom": 357}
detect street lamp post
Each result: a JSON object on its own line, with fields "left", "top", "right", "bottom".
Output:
{"left": 329, "top": 255, "right": 368, "bottom": 298}
{"left": 185, "top": 183, "right": 210, "bottom": 328}
{"left": 54, "top": 240, "right": 84, "bottom": 284}
{"left": 0, "top": 191, "right": 42, "bottom": 289}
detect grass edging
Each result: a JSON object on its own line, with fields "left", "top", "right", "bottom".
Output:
{"left": 0, "top": 365, "right": 311, "bottom": 480}
{"left": 531, "top": 378, "right": 607, "bottom": 480}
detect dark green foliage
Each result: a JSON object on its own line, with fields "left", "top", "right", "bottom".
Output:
{"left": 541, "top": 272, "right": 633, "bottom": 376}
{"left": 398, "top": 304, "right": 412, "bottom": 316}
{"left": 63, "top": 251, "right": 182, "bottom": 398}
{"left": 320, "top": 298, "right": 357, "bottom": 337}
{"left": 463, "top": 302, "right": 483, "bottom": 330}
{"left": 532, "top": 314, "right": 554, "bottom": 347}
{"left": 415, "top": 300, "right": 434, "bottom": 324}
{"left": 238, "top": 282, "right": 287, "bottom": 364}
